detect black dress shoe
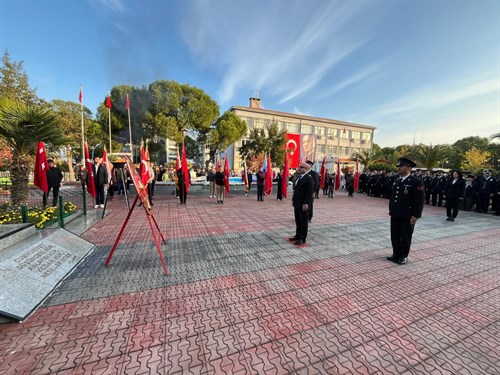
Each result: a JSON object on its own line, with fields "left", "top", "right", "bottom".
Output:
{"left": 450, "top": 217, "right": 455, "bottom": 221}
{"left": 294, "top": 240, "right": 305, "bottom": 245}
{"left": 397, "top": 257, "right": 408, "bottom": 265}
{"left": 288, "top": 236, "right": 299, "bottom": 241}
{"left": 386, "top": 256, "right": 398, "bottom": 262}
{"left": 446, "top": 217, "right": 451, "bottom": 221}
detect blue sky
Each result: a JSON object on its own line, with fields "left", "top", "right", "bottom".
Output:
{"left": 1, "top": 0, "right": 499, "bottom": 147}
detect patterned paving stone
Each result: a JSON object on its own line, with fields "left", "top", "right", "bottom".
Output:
{"left": 0, "top": 191, "right": 499, "bottom": 374}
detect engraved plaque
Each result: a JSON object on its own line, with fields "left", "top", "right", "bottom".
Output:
{"left": 0, "top": 229, "right": 94, "bottom": 321}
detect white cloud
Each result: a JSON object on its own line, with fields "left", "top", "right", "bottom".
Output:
{"left": 323, "top": 64, "right": 380, "bottom": 97}
{"left": 180, "top": 1, "right": 380, "bottom": 105}
{"left": 98, "top": 0, "right": 125, "bottom": 13}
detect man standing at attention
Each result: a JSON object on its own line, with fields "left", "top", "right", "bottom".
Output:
{"left": 387, "top": 157, "right": 425, "bottom": 265}
{"left": 92, "top": 156, "right": 108, "bottom": 209}
{"left": 43, "top": 159, "right": 63, "bottom": 207}
{"left": 289, "top": 162, "right": 314, "bottom": 246}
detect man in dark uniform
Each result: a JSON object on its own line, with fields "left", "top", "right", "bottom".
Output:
{"left": 43, "top": 159, "right": 63, "bottom": 207}
{"left": 289, "top": 162, "right": 314, "bottom": 245}
{"left": 476, "top": 169, "right": 496, "bottom": 213}
{"left": 387, "top": 157, "right": 425, "bottom": 265}
{"left": 423, "top": 170, "right": 433, "bottom": 204}
{"left": 305, "top": 160, "right": 319, "bottom": 223}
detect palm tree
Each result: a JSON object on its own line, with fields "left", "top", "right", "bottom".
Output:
{"left": 352, "top": 149, "right": 379, "bottom": 169}
{"left": 0, "top": 99, "right": 67, "bottom": 205}
{"left": 412, "top": 144, "right": 447, "bottom": 170}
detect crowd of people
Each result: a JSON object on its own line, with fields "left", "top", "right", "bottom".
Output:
{"left": 356, "top": 167, "right": 500, "bottom": 218}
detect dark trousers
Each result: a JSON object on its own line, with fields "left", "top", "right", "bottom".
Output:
{"left": 307, "top": 196, "right": 315, "bottom": 221}
{"left": 425, "top": 189, "right": 431, "bottom": 204}
{"left": 390, "top": 216, "right": 415, "bottom": 260}
{"left": 294, "top": 206, "right": 309, "bottom": 242}
{"left": 43, "top": 186, "right": 59, "bottom": 206}
{"left": 148, "top": 181, "right": 155, "bottom": 204}
{"left": 463, "top": 197, "right": 473, "bottom": 211}
{"left": 179, "top": 186, "right": 187, "bottom": 204}
{"left": 347, "top": 185, "right": 354, "bottom": 197}
{"left": 446, "top": 197, "right": 460, "bottom": 218}
{"left": 257, "top": 185, "right": 264, "bottom": 201}
{"left": 95, "top": 184, "right": 105, "bottom": 205}
{"left": 476, "top": 194, "right": 490, "bottom": 213}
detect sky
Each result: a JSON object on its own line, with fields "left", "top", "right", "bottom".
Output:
{"left": 0, "top": 0, "right": 499, "bottom": 147}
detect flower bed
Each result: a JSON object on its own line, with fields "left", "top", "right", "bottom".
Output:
{"left": 0, "top": 202, "right": 78, "bottom": 229}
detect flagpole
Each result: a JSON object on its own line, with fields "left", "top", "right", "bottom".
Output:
{"left": 108, "top": 105, "right": 112, "bottom": 154}
{"left": 80, "top": 85, "right": 85, "bottom": 164}
{"left": 127, "top": 94, "right": 132, "bottom": 159}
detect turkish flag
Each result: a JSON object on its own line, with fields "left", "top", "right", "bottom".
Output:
{"left": 354, "top": 161, "right": 359, "bottom": 191}
{"left": 182, "top": 143, "right": 190, "bottom": 193}
{"left": 282, "top": 152, "right": 289, "bottom": 199}
{"left": 335, "top": 159, "right": 341, "bottom": 191}
{"left": 125, "top": 94, "right": 130, "bottom": 110}
{"left": 79, "top": 86, "right": 83, "bottom": 105}
{"left": 34, "top": 141, "right": 49, "bottom": 193}
{"left": 106, "top": 93, "right": 112, "bottom": 109}
{"left": 285, "top": 133, "right": 300, "bottom": 168}
{"left": 264, "top": 154, "right": 273, "bottom": 196}
{"left": 320, "top": 156, "right": 326, "bottom": 190}
{"left": 140, "top": 144, "right": 150, "bottom": 187}
{"left": 85, "top": 143, "right": 96, "bottom": 197}
{"left": 223, "top": 154, "right": 230, "bottom": 196}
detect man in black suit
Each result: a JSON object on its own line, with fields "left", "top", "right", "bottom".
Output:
{"left": 289, "top": 162, "right": 314, "bottom": 246}
{"left": 92, "top": 156, "right": 108, "bottom": 209}
{"left": 387, "top": 157, "right": 425, "bottom": 265}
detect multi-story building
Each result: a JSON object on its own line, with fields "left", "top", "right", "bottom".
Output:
{"left": 226, "top": 97, "right": 376, "bottom": 170}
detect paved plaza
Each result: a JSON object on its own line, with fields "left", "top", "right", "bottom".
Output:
{"left": 0, "top": 190, "right": 499, "bottom": 374}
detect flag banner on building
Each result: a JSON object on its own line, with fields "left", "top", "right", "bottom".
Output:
{"left": 320, "top": 156, "right": 326, "bottom": 190}
{"left": 354, "top": 161, "right": 359, "bottom": 191}
{"left": 102, "top": 147, "right": 113, "bottom": 184}
{"left": 264, "top": 154, "right": 273, "bottom": 196}
{"left": 282, "top": 152, "right": 289, "bottom": 199}
{"left": 285, "top": 133, "right": 317, "bottom": 168}
{"left": 223, "top": 154, "right": 230, "bottom": 196}
{"left": 182, "top": 143, "right": 190, "bottom": 193}
{"left": 34, "top": 141, "right": 49, "bottom": 193}
{"left": 85, "top": 143, "right": 96, "bottom": 197}
{"left": 300, "top": 134, "right": 317, "bottom": 164}
{"left": 285, "top": 133, "right": 301, "bottom": 168}
{"left": 335, "top": 159, "right": 341, "bottom": 191}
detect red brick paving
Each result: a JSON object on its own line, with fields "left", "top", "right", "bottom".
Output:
{"left": 1, "top": 192, "right": 499, "bottom": 374}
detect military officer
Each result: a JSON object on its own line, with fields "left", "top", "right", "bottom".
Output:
{"left": 387, "top": 157, "right": 425, "bottom": 265}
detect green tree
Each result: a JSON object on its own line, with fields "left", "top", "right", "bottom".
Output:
{"left": 450, "top": 136, "right": 490, "bottom": 169}
{"left": 412, "top": 144, "right": 447, "bottom": 170}
{"left": 206, "top": 111, "right": 247, "bottom": 165}
{"left": 0, "top": 99, "right": 67, "bottom": 205}
{"left": 0, "top": 50, "right": 38, "bottom": 104}
{"left": 146, "top": 80, "right": 219, "bottom": 143}
{"left": 50, "top": 99, "right": 105, "bottom": 180}
{"left": 352, "top": 149, "right": 380, "bottom": 170}
{"left": 240, "top": 121, "right": 286, "bottom": 167}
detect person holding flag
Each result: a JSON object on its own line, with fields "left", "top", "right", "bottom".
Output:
{"left": 93, "top": 155, "right": 108, "bottom": 208}
{"left": 215, "top": 164, "right": 225, "bottom": 204}
{"left": 256, "top": 164, "right": 265, "bottom": 202}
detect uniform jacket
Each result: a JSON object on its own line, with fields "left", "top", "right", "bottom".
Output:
{"left": 256, "top": 171, "right": 265, "bottom": 186}
{"left": 46, "top": 166, "right": 63, "bottom": 187}
{"left": 477, "top": 176, "right": 496, "bottom": 195}
{"left": 464, "top": 181, "right": 476, "bottom": 198}
{"left": 444, "top": 178, "right": 465, "bottom": 199}
{"left": 215, "top": 171, "right": 224, "bottom": 186}
{"left": 309, "top": 170, "right": 320, "bottom": 192}
{"left": 389, "top": 175, "right": 425, "bottom": 219}
{"left": 292, "top": 173, "right": 314, "bottom": 209}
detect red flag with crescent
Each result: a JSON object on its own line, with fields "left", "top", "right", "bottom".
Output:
{"left": 182, "top": 143, "right": 190, "bottom": 193}
{"left": 285, "top": 133, "right": 300, "bottom": 168}
{"left": 34, "top": 141, "right": 49, "bottom": 193}
{"left": 354, "top": 161, "right": 359, "bottom": 191}
{"left": 223, "top": 154, "right": 230, "bottom": 196}
{"left": 85, "top": 143, "right": 96, "bottom": 197}
{"left": 320, "top": 156, "right": 326, "bottom": 190}
{"left": 140, "top": 143, "right": 150, "bottom": 186}
{"left": 282, "top": 152, "right": 289, "bottom": 199}
{"left": 335, "top": 159, "right": 341, "bottom": 191}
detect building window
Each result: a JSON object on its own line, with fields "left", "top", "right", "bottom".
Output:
{"left": 315, "top": 126, "right": 325, "bottom": 136}
{"left": 317, "top": 145, "right": 325, "bottom": 154}
{"left": 301, "top": 125, "right": 312, "bottom": 134}
{"left": 340, "top": 129, "right": 350, "bottom": 139}
{"left": 253, "top": 118, "right": 265, "bottom": 130}
{"left": 362, "top": 132, "right": 371, "bottom": 143}
{"left": 327, "top": 146, "right": 337, "bottom": 155}
{"left": 351, "top": 131, "right": 360, "bottom": 139}
{"left": 327, "top": 128, "right": 338, "bottom": 139}
{"left": 340, "top": 147, "right": 350, "bottom": 155}
{"left": 287, "top": 122, "right": 300, "bottom": 133}
{"left": 276, "top": 121, "right": 285, "bottom": 131}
